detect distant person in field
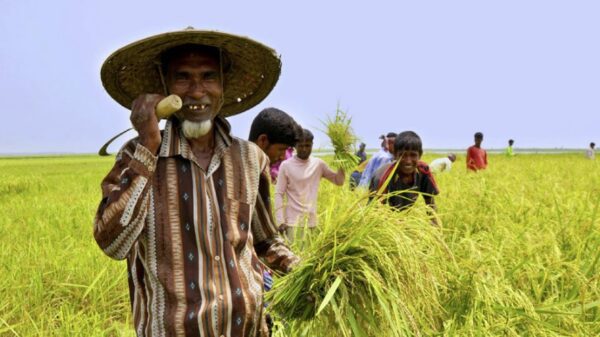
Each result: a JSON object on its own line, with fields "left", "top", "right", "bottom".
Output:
{"left": 505, "top": 139, "right": 515, "bottom": 157}
{"left": 358, "top": 132, "right": 397, "bottom": 187}
{"left": 586, "top": 142, "right": 595, "bottom": 160}
{"left": 275, "top": 128, "right": 345, "bottom": 243}
{"left": 429, "top": 153, "right": 457, "bottom": 173}
{"left": 249, "top": 107, "right": 302, "bottom": 182}
{"left": 348, "top": 142, "right": 368, "bottom": 189}
{"left": 369, "top": 131, "right": 439, "bottom": 223}
{"left": 349, "top": 159, "right": 369, "bottom": 190}
{"left": 467, "top": 132, "right": 488, "bottom": 171}
{"left": 355, "top": 142, "right": 367, "bottom": 164}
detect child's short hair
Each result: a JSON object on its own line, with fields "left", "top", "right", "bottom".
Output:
{"left": 394, "top": 131, "right": 423, "bottom": 156}
{"left": 300, "top": 128, "right": 314, "bottom": 141}
{"left": 474, "top": 132, "right": 484, "bottom": 139}
{"left": 591, "top": 142, "right": 596, "bottom": 148}
{"left": 508, "top": 139, "right": 514, "bottom": 145}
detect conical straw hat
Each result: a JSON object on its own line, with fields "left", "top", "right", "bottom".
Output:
{"left": 101, "top": 27, "right": 281, "bottom": 117}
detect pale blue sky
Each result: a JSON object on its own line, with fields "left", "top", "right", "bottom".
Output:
{"left": 1, "top": 0, "right": 598, "bottom": 154}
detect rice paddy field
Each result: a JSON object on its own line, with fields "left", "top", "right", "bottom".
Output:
{"left": 0, "top": 153, "right": 598, "bottom": 336}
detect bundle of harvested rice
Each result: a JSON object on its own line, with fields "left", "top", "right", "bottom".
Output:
{"left": 322, "top": 106, "right": 360, "bottom": 171}
{"left": 267, "top": 186, "right": 453, "bottom": 337}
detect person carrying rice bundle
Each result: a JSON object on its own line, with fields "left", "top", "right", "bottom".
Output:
{"left": 369, "top": 131, "right": 439, "bottom": 222}
{"left": 275, "top": 128, "right": 345, "bottom": 243}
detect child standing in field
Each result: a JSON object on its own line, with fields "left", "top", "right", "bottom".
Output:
{"left": 467, "top": 132, "right": 488, "bottom": 171}
{"left": 275, "top": 129, "right": 345, "bottom": 243}
{"left": 369, "top": 131, "right": 439, "bottom": 222}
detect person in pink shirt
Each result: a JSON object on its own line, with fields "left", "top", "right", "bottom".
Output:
{"left": 275, "top": 129, "right": 345, "bottom": 243}
{"left": 467, "top": 132, "right": 488, "bottom": 171}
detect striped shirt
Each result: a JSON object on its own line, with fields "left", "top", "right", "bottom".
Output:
{"left": 94, "top": 117, "right": 298, "bottom": 337}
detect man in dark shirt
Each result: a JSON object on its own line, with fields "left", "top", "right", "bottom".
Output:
{"left": 355, "top": 142, "right": 367, "bottom": 163}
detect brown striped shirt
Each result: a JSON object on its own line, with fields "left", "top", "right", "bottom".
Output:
{"left": 94, "top": 117, "right": 298, "bottom": 337}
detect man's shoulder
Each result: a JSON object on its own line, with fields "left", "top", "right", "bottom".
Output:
{"left": 230, "top": 136, "right": 259, "bottom": 153}
{"left": 231, "top": 137, "right": 268, "bottom": 164}
{"left": 279, "top": 157, "right": 294, "bottom": 169}
{"left": 312, "top": 156, "right": 327, "bottom": 165}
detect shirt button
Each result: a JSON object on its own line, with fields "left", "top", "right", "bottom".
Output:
{"left": 215, "top": 256, "right": 221, "bottom": 261}
{"left": 219, "top": 295, "right": 224, "bottom": 301}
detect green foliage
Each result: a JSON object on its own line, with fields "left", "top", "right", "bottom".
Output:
{"left": 268, "top": 153, "right": 600, "bottom": 337}
{"left": 0, "top": 155, "right": 134, "bottom": 337}
{"left": 1, "top": 153, "right": 599, "bottom": 336}
{"left": 322, "top": 106, "right": 360, "bottom": 171}
{"left": 268, "top": 191, "right": 449, "bottom": 337}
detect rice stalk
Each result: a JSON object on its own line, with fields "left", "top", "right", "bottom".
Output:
{"left": 267, "top": 188, "right": 450, "bottom": 337}
{"left": 321, "top": 105, "right": 360, "bottom": 171}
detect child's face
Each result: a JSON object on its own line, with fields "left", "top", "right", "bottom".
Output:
{"left": 396, "top": 150, "right": 420, "bottom": 176}
{"left": 296, "top": 139, "right": 313, "bottom": 160}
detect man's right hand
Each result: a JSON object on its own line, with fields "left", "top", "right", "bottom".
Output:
{"left": 131, "top": 94, "right": 164, "bottom": 154}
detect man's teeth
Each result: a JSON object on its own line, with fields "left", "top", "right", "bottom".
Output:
{"left": 188, "top": 105, "right": 207, "bottom": 110}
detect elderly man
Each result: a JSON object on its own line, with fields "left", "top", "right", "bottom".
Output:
{"left": 94, "top": 28, "right": 298, "bottom": 337}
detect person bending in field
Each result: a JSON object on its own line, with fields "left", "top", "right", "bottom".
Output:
{"left": 275, "top": 128, "right": 345, "bottom": 243}
{"left": 248, "top": 107, "right": 301, "bottom": 335}
{"left": 429, "top": 153, "right": 456, "bottom": 174}
{"left": 466, "top": 132, "right": 488, "bottom": 171}
{"left": 249, "top": 107, "right": 302, "bottom": 182}
{"left": 369, "top": 131, "right": 439, "bottom": 224}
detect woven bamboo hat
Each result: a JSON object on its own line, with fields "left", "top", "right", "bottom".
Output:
{"left": 101, "top": 27, "right": 281, "bottom": 117}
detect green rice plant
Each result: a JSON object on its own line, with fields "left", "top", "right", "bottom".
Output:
{"left": 267, "top": 186, "right": 451, "bottom": 337}
{"left": 1, "top": 153, "right": 599, "bottom": 336}
{"left": 321, "top": 105, "right": 360, "bottom": 171}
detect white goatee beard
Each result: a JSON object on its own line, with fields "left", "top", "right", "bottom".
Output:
{"left": 181, "top": 120, "right": 213, "bottom": 139}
